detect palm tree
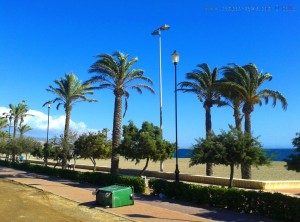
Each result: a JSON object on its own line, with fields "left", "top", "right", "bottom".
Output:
{"left": 87, "top": 52, "right": 155, "bottom": 174}
{"left": 178, "top": 63, "right": 225, "bottom": 176}
{"left": 46, "top": 72, "right": 97, "bottom": 168}
{"left": 18, "top": 124, "right": 32, "bottom": 138}
{"left": 9, "top": 101, "right": 31, "bottom": 139}
{"left": 221, "top": 63, "right": 288, "bottom": 179}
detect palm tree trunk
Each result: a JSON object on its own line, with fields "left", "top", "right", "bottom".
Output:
{"left": 242, "top": 111, "right": 252, "bottom": 179}
{"left": 233, "top": 102, "right": 242, "bottom": 131}
{"left": 13, "top": 118, "right": 18, "bottom": 139}
{"left": 244, "top": 111, "right": 251, "bottom": 135}
{"left": 62, "top": 105, "right": 72, "bottom": 169}
{"left": 205, "top": 106, "right": 213, "bottom": 176}
{"left": 111, "top": 93, "right": 123, "bottom": 174}
{"left": 64, "top": 105, "right": 72, "bottom": 142}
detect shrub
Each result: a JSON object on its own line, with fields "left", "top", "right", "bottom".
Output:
{"left": 149, "top": 178, "right": 300, "bottom": 222}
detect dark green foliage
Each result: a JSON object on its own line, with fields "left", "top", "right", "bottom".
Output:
{"left": 74, "top": 130, "right": 111, "bottom": 171}
{"left": 119, "top": 121, "right": 175, "bottom": 176}
{"left": 149, "top": 178, "right": 300, "bottom": 222}
{"left": 285, "top": 132, "right": 300, "bottom": 172}
{"left": 20, "top": 137, "right": 42, "bottom": 158}
{"left": 0, "top": 160, "right": 145, "bottom": 193}
{"left": 190, "top": 127, "right": 270, "bottom": 187}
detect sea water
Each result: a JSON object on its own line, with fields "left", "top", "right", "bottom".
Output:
{"left": 175, "top": 148, "right": 298, "bottom": 161}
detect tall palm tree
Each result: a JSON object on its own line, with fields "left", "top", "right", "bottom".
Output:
{"left": 221, "top": 63, "right": 288, "bottom": 179}
{"left": 178, "top": 63, "right": 225, "bottom": 176}
{"left": 9, "top": 101, "right": 31, "bottom": 139}
{"left": 18, "top": 124, "right": 32, "bottom": 138}
{"left": 87, "top": 52, "right": 155, "bottom": 174}
{"left": 46, "top": 72, "right": 97, "bottom": 168}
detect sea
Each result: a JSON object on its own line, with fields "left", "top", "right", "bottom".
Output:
{"left": 175, "top": 148, "right": 298, "bottom": 161}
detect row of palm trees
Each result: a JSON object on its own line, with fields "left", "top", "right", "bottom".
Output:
{"left": 5, "top": 51, "right": 285, "bottom": 178}
{"left": 179, "top": 63, "right": 287, "bottom": 179}
{"left": 1, "top": 101, "right": 33, "bottom": 161}
{"left": 45, "top": 52, "right": 154, "bottom": 171}
{"left": 1, "top": 101, "right": 32, "bottom": 139}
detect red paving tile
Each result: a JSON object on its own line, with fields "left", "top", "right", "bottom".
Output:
{"left": 2, "top": 166, "right": 296, "bottom": 222}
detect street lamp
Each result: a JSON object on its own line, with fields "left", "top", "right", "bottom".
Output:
{"left": 171, "top": 50, "right": 180, "bottom": 182}
{"left": 46, "top": 102, "right": 51, "bottom": 144}
{"left": 152, "top": 24, "right": 170, "bottom": 172}
{"left": 2, "top": 111, "right": 14, "bottom": 138}
{"left": 43, "top": 101, "right": 51, "bottom": 167}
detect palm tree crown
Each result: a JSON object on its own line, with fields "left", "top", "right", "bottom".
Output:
{"left": 46, "top": 72, "right": 97, "bottom": 141}
{"left": 19, "top": 124, "right": 32, "bottom": 138}
{"left": 87, "top": 51, "right": 154, "bottom": 173}
{"left": 178, "top": 63, "right": 225, "bottom": 136}
{"left": 88, "top": 52, "right": 154, "bottom": 116}
{"left": 221, "top": 63, "right": 288, "bottom": 134}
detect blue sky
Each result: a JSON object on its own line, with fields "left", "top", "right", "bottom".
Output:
{"left": 0, "top": 0, "right": 299, "bottom": 148}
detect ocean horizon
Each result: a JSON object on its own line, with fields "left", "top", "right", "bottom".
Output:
{"left": 175, "top": 148, "right": 297, "bottom": 161}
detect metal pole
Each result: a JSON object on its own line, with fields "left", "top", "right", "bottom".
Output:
{"left": 152, "top": 25, "right": 170, "bottom": 172}
{"left": 174, "top": 62, "right": 179, "bottom": 182}
{"left": 46, "top": 104, "right": 50, "bottom": 144}
{"left": 45, "top": 103, "right": 50, "bottom": 167}
{"left": 158, "top": 30, "right": 163, "bottom": 133}
{"left": 158, "top": 30, "right": 164, "bottom": 172}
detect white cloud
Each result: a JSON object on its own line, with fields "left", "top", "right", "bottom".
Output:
{"left": 1, "top": 107, "right": 97, "bottom": 138}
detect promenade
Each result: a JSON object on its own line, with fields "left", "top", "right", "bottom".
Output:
{"left": 0, "top": 166, "right": 289, "bottom": 222}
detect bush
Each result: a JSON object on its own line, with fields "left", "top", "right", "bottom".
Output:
{"left": 0, "top": 160, "right": 145, "bottom": 193}
{"left": 149, "top": 178, "right": 300, "bottom": 222}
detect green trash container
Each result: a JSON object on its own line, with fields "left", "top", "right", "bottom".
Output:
{"left": 94, "top": 185, "right": 134, "bottom": 208}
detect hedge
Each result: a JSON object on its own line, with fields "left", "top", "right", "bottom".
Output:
{"left": 149, "top": 178, "right": 300, "bottom": 222}
{"left": 0, "top": 160, "right": 145, "bottom": 193}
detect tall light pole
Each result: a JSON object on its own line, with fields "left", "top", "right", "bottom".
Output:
{"left": 172, "top": 50, "right": 180, "bottom": 182}
{"left": 43, "top": 101, "right": 51, "bottom": 167}
{"left": 46, "top": 102, "right": 51, "bottom": 145}
{"left": 152, "top": 24, "right": 170, "bottom": 172}
{"left": 2, "top": 111, "right": 14, "bottom": 139}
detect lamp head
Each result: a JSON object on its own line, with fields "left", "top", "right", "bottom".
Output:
{"left": 171, "top": 50, "right": 179, "bottom": 64}
{"left": 160, "top": 24, "right": 170, "bottom": 31}
{"left": 151, "top": 24, "right": 170, "bottom": 35}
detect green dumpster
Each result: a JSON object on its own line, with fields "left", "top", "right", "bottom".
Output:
{"left": 94, "top": 185, "right": 134, "bottom": 208}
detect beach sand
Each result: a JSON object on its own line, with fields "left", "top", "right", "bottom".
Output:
{"left": 72, "top": 157, "right": 300, "bottom": 181}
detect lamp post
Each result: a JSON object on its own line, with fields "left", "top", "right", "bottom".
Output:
{"left": 172, "top": 50, "right": 180, "bottom": 182}
{"left": 43, "top": 101, "right": 51, "bottom": 167}
{"left": 2, "top": 111, "right": 14, "bottom": 138}
{"left": 46, "top": 102, "right": 51, "bottom": 144}
{"left": 152, "top": 24, "right": 170, "bottom": 172}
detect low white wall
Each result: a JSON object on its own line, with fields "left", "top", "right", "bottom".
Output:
{"left": 27, "top": 160, "right": 300, "bottom": 190}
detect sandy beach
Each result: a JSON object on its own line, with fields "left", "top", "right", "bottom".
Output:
{"left": 71, "top": 157, "right": 300, "bottom": 181}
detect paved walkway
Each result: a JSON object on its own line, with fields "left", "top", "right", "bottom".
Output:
{"left": 0, "top": 166, "right": 290, "bottom": 222}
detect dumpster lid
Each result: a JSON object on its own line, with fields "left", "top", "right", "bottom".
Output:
{"left": 99, "top": 185, "right": 132, "bottom": 192}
